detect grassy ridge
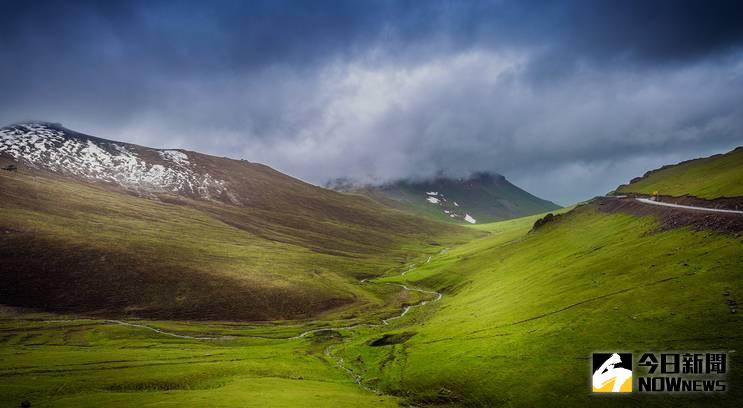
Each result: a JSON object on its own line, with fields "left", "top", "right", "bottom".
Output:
{"left": 340, "top": 206, "right": 743, "bottom": 406}
{"left": 616, "top": 147, "right": 743, "bottom": 199}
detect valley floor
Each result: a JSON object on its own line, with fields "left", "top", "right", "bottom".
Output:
{"left": 0, "top": 311, "right": 398, "bottom": 407}
{"left": 2, "top": 203, "right": 743, "bottom": 407}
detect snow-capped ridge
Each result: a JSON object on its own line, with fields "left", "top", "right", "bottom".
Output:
{"left": 0, "top": 122, "right": 232, "bottom": 202}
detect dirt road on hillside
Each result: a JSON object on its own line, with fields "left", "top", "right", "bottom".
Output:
{"left": 597, "top": 196, "right": 743, "bottom": 233}
{"left": 634, "top": 197, "right": 743, "bottom": 215}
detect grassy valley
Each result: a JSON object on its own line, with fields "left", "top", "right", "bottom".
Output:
{"left": 333, "top": 147, "right": 743, "bottom": 405}
{"left": 338, "top": 204, "right": 743, "bottom": 406}
{"left": 2, "top": 127, "right": 742, "bottom": 407}
{"left": 4, "top": 198, "right": 741, "bottom": 407}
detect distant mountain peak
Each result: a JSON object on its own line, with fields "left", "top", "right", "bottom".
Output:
{"left": 327, "top": 173, "right": 559, "bottom": 224}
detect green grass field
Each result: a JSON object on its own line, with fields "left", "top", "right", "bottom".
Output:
{"left": 337, "top": 205, "right": 743, "bottom": 406}
{"left": 0, "top": 308, "right": 400, "bottom": 408}
{"left": 616, "top": 147, "right": 743, "bottom": 199}
{"left": 2, "top": 183, "right": 742, "bottom": 406}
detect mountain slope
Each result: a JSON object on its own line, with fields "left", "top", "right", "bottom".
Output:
{"left": 616, "top": 146, "right": 743, "bottom": 199}
{"left": 341, "top": 206, "right": 743, "bottom": 406}
{"left": 334, "top": 152, "right": 743, "bottom": 406}
{"left": 328, "top": 173, "right": 560, "bottom": 225}
{"left": 0, "top": 122, "right": 477, "bottom": 321}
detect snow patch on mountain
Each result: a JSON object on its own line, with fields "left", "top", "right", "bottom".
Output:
{"left": 0, "top": 123, "right": 231, "bottom": 201}
{"left": 159, "top": 150, "right": 190, "bottom": 166}
{"left": 422, "top": 190, "right": 477, "bottom": 223}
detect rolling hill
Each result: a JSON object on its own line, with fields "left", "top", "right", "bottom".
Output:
{"left": 327, "top": 172, "right": 560, "bottom": 225}
{"left": 0, "top": 122, "right": 477, "bottom": 321}
{"left": 616, "top": 146, "right": 743, "bottom": 199}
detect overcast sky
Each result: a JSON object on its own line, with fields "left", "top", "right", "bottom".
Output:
{"left": 2, "top": 0, "right": 743, "bottom": 204}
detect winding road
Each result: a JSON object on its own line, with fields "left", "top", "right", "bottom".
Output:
{"left": 634, "top": 197, "right": 743, "bottom": 214}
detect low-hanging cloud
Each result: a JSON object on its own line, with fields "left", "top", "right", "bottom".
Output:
{"left": 1, "top": 0, "right": 743, "bottom": 204}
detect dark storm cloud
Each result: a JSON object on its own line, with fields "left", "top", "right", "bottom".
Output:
{"left": 4, "top": 1, "right": 741, "bottom": 70}
{"left": 1, "top": 0, "right": 743, "bottom": 204}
